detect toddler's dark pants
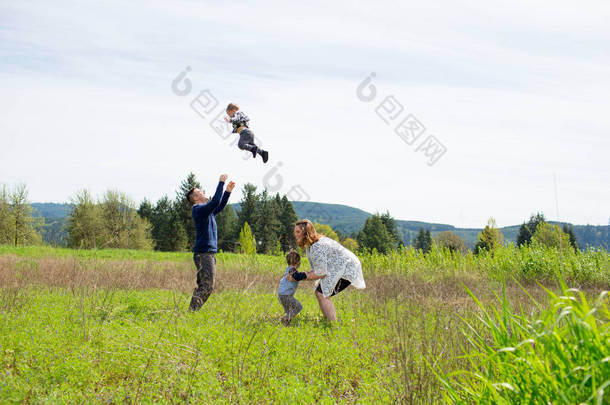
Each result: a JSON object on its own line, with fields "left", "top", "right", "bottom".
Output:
{"left": 278, "top": 294, "right": 303, "bottom": 320}
{"left": 238, "top": 128, "right": 259, "bottom": 153}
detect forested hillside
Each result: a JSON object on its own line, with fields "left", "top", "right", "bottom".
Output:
{"left": 31, "top": 202, "right": 609, "bottom": 249}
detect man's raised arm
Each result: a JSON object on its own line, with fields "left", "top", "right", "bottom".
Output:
{"left": 198, "top": 174, "right": 227, "bottom": 214}
{"left": 214, "top": 181, "right": 235, "bottom": 215}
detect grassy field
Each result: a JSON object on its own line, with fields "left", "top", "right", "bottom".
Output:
{"left": 0, "top": 245, "right": 609, "bottom": 403}
{"left": 1, "top": 288, "right": 399, "bottom": 403}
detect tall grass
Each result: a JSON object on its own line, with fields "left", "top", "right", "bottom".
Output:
{"left": 359, "top": 244, "right": 610, "bottom": 285}
{"left": 436, "top": 280, "right": 610, "bottom": 403}
{"left": 0, "top": 245, "right": 194, "bottom": 262}
{"left": 1, "top": 243, "right": 608, "bottom": 285}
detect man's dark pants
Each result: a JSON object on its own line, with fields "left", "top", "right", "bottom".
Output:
{"left": 189, "top": 252, "right": 216, "bottom": 311}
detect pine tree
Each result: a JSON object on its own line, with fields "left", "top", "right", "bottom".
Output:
{"left": 232, "top": 185, "right": 299, "bottom": 254}
{"left": 278, "top": 195, "right": 298, "bottom": 251}
{"left": 413, "top": 227, "right": 432, "bottom": 253}
{"left": 379, "top": 211, "right": 400, "bottom": 248}
{"left": 236, "top": 183, "right": 259, "bottom": 239}
{"left": 253, "top": 190, "right": 281, "bottom": 254}
{"left": 168, "top": 213, "right": 188, "bottom": 251}
{"left": 148, "top": 196, "right": 187, "bottom": 251}
{"left": 517, "top": 213, "right": 545, "bottom": 246}
{"left": 150, "top": 196, "right": 171, "bottom": 250}
{"left": 216, "top": 204, "right": 237, "bottom": 251}
{"left": 358, "top": 214, "right": 395, "bottom": 253}
{"left": 139, "top": 195, "right": 188, "bottom": 252}
{"left": 175, "top": 172, "right": 201, "bottom": 250}
{"left": 424, "top": 230, "right": 432, "bottom": 252}
{"left": 137, "top": 199, "right": 154, "bottom": 223}
{"left": 238, "top": 222, "right": 257, "bottom": 255}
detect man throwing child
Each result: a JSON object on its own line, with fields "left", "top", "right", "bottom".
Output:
{"left": 186, "top": 173, "right": 235, "bottom": 311}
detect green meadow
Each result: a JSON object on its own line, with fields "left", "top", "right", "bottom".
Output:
{"left": 1, "top": 245, "right": 609, "bottom": 403}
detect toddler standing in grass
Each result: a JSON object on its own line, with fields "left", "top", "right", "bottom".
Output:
{"left": 277, "top": 251, "right": 307, "bottom": 325}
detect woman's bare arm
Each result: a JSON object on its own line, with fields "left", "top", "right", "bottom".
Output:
{"left": 305, "top": 271, "right": 326, "bottom": 280}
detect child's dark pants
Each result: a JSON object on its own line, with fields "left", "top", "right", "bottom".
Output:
{"left": 278, "top": 295, "right": 303, "bottom": 320}
{"left": 238, "top": 128, "right": 258, "bottom": 153}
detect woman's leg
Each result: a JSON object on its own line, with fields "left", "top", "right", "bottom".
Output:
{"left": 315, "top": 289, "right": 336, "bottom": 321}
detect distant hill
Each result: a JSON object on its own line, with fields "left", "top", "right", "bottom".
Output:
{"left": 32, "top": 202, "right": 73, "bottom": 218}
{"left": 31, "top": 203, "right": 73, "bottom": 246}
{"left": 285, "top": 203, "right": 608, "bottom": 250}
{"left": 31, "top": 202, "right": 609, "bottom": 250}
{"left": 289, "top": 201, "right": 474, "bottom": 244}
{"left": 287, "top": 202, "right": 492, "bottom": 247}
{"left": 290, "top": 202, "right": 371, "bottom": 235}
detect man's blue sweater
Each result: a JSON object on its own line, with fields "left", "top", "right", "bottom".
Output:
{"left": 192, "top": 181, "right": 231, "bottom": 253}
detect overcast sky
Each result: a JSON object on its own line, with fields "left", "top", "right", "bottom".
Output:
{"left": 1, "top": 0, "right": 609, "bottom": 228}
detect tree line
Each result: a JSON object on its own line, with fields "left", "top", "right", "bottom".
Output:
{"left": 133, "top": 174, "right": 300, "bottom": 254}
{"left": 355, "top": 212, "right": 583, "bottom": 255}
{"left": 2, "top": 180, "right": 608, "bottom": 255}
{"left": 67, "top": 189, "right": 152, "bottom": 249}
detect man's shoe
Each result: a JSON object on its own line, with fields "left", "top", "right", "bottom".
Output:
{"left": 261, "top": 150, "right": 269, "bottom": 163}
{"left": 251, "top": 147, "right": 257, "bottom": 159}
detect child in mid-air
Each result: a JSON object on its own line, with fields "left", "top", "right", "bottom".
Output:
{"left": 277, "top": 250, "right": 307, "bottom": 325}
{"left": 224, "top": 103, "right": 269, "bottom": 163}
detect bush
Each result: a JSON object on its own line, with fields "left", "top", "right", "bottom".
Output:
{"left": 434, "top": 231, "right": 467, "bottom": 254}
{"left": 341, "top": 237, "right": 359, "bottom": 252}
{"left": 474, "top": 218, "right": 504, "bottom": 254}
{"left": 313, "top": 223, "right": 340, "bottom": 242}
{"left": 238, "top": 222, "right": 257, "bottom": 255}
{"left": 532, "top": 222, "right": 571, "bottom": 249}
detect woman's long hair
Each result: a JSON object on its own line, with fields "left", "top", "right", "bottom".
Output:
{"left": 295, "top": 219, "right": 323, "bottom": 248}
